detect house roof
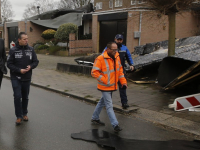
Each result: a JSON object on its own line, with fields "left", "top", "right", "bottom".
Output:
{"left": 28, "top": 3, "right": 93, "bottom": 20}
{"left": 29, "top": 3, "right": 93, "bottom": 28}
{"left": 30, "top": 13, "right": 83, "bottom": 29}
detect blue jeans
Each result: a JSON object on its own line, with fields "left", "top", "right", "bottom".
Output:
{"left": 118, "top": 81, "right": 128, "bottom": 104}
{"left": 92, "top": 91, "right": 118, "bottom": 128}
{"left": 11, "top": 80, "right": 31, "bottom": 119}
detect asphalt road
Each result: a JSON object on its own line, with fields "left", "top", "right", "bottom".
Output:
{"left": 0, "top": 79, "right": 195, "bottom": 150}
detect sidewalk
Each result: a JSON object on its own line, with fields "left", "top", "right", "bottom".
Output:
{"left": 4, "top": 54, "right": 200, "bottom": 138}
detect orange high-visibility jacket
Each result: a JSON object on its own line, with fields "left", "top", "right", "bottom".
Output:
{"left": 91, "top": 50, "right": 127, "bottom": 91}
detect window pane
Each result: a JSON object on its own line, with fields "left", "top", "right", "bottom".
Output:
{"left": 109, "top": 0, "right": 113, "bottom": 8}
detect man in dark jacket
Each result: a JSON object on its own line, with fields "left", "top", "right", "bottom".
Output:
{"left": 7, "top": 32, "right": 39, "bottom": 125}
{"left": 114, "top": 34, "right": 134, "bottom": 109}
{"left": 103, "top": 34, "right": 134, "bottom": 109}
{"left": 0, "top": 39, "right": 7, "bottom": 88}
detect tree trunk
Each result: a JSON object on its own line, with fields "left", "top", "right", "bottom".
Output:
{"left": 168, "top": 13, "right": 176, "bottom": 56}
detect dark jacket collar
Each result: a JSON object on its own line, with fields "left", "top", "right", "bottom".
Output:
{"left": 15, "top": 41, "right": 29, "bottom": 49}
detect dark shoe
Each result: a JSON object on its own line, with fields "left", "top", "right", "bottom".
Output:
{"left": 114, "top": 125, "right": 122, "bottom": 132}
{"left": 23, "top": 116, "right": 28, "bottom": 121}
{"left": 122, "top": 103, "right": 129, "bottom": 109}
{"left": 16, "top": 118, "right": 22, "bottom": 126}
{"left": 91, "top": 119, "right": 105, "bottom": 126}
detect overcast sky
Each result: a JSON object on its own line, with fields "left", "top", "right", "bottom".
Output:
{"left": 9, "top": 0, "right": 60, "bottom": 21}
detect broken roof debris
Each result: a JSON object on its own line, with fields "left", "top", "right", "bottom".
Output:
{"left": 133, "top": 36, "right": 200, "bottom": 70}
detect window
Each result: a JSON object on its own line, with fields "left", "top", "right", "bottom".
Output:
{"left": 96, "top": 2, "right": 102, "bottom": 10}
{"left": 115, "top": 0, "right": 122, "bottom": 7}
{"left": 82, "top": 0, "right": 86, "bottom": 6}
{"left": 0, "top": 31, "right": 3, "bottom": 38}
{"left": 109, "top": 0, "right": 113, "bottom": 8}
{"left": 138, "top": 0, "right": 146, "bottom": 4}
{"left": 131, "top": 0, "right": 136, "bottom": 5}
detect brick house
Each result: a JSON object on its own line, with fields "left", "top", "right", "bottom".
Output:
{"left": 92, "top": 0, "right": 200, "bottom": 53}
{"left": 3, "top": 4, "right": 93, "bottom": 56}
{"left": 3, "top": 1, "right": 200, "bottom": 55}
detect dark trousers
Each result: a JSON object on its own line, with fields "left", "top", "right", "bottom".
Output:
{"left": 118, "top": 81, "right": 128, "bottom": 104}
{"left": 11, "top": 80, "right": 31, "bottom": 119}
{"left": 0, "top": 72, "right": 3, "bottom": 89}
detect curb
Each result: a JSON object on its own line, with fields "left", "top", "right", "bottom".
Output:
{"left": 134, "top": 108, "right": 200, "bottom": 139}
{"left": 4, "top": 75, "right": 200, "bottom": 138}
{"left": 3, "top": 75, "right": 138, "bottom": 114}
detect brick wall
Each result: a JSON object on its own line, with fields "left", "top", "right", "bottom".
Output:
{"left": 126, "top": 11, "right": 200, "bottom": 53}
{"left": 92, "top": 15, "right": 99, "bottom": 53}
{"left": 93, "top": 0, "right": 200, "bottom": 54}
{"left": 18, "top": 21, "right": 46, "bottom": 47}
{"left": 94, "top": 0, "right": 146, "bottom": 12}
{"left": 4, "top": 23, "right": 8, "bottom": 49}
{"left": 91, "top": 10, "right": 199, "bottom": 53}
{"left": 5, "top": 21, "right": 47, "bottom": 49}
{"left": 69, "top": 33, "right": 93, "bottom": 56}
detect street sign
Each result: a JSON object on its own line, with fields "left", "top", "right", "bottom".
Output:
{"left": 169, "top": 93, "right": 200, "bottom": 111}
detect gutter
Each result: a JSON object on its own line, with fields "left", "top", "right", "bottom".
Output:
{"left": 92, "top": 7, "right": 154, "bottom": 15}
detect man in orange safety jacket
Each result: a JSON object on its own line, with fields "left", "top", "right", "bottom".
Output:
{"left": 91, "top": 42, "right": 127, "bottom": 132}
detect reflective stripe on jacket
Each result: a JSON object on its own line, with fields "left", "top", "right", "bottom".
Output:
{"left": 91, "top": 50, "right": 127, "bottom": 91}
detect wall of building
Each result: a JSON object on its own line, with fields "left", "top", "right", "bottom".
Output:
{"left": 127, "top": 11, "right": 199, "bottom": 52}
{"left": 94, "top": 0, "right": 146, "bottom": 12}
{"left": 18, "top": 21, "right": 47, "bottom": 47}
{"left": 92, "top": 10, "right": 200, "bottom": 53}
{"left": 130, "top": 11, "right": 169, "bottom": 49}
{"left": 5, "top": 21, "right": 47, "bottom": 50}
{"left": 176, "top": 11, "right": 199, "bottom": 39}
{"left": 92, "top": 15, "right": 99, "bottom": 53}
{"left": 69, "top": 33, "right": 93, "bottom": 56}
{"left": 4, "top": 23, "right": 9, "bottom": 49}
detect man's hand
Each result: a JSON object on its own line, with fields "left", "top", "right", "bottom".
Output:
{"left": 26, "top": 65, "right": 31, "bottom": 71}
{"left": 121, "top": 84, "right": 128, "bottom": 89}
{"left": 20, "top": 69, "right": 28, "bottom": 74}
{"left": 130, "top": 65, "right": 134, "bottom": 71}
{"left": 20, "top": 66, "right": 31, "bottom": 74}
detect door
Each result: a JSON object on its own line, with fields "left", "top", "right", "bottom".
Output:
{"left": 99, "top": 20, "right": 127, "bottom": 52}
{"left": 8, "top": 27, "right": 18, "bottom": 48}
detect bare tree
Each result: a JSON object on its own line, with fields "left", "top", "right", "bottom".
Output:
{"left": 56, "top": 0, "right": 74, "bottom": 9}
{"left": 146, "top": 0, "right": 196, "bottom": 56}
{"left": 58, "top": 0, "right": 94, "bottom": 9}
{"left": 23, "top": 0, "right": 58, "bottom": 19}
{"left": 1, "top": 0, "right": 15, "bottom": 22}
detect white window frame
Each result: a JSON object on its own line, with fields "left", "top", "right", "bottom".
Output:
{"left": 115, "top": 0, "right": 123, "bottom": 7}
{"left": 131, "top": 0, "right": 136, "bottom": 5}
{"left": 109, "top": 0, "right": 113, "bottom": 8}
{"left": 96, "top": 2, "right": 102, "bottom": 10}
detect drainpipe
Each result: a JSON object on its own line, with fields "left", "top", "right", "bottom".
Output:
{"left": 112, "top": 0, "right": 113, "bottom": 10}
{"left": 25, "top": 20, "right": 27, "bottom": 33}
{"left": 139, "top": 11, "right": 142, "bottom": 46}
